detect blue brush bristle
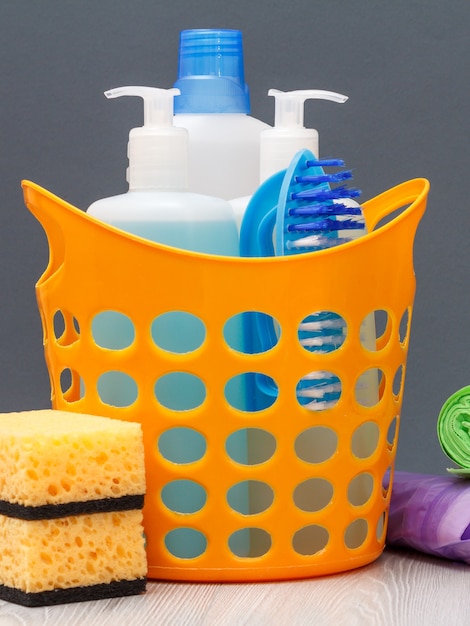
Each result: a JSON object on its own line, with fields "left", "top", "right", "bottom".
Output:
{"left": 291, "top": 185, "right": 361, "bottom": 201}
{"left": 306, "top": 158, "right": 345, "bottom": 167}
{"left": 288, "top": 218, "right": 365, "bottom": 232}
{"left": 295, "top": 170, "right": 353, "bottom": 184}
{"left": 289, "top": 203, "right": 362, "bottom": 217}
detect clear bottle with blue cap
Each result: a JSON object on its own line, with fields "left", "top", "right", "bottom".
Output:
{"left": 173, "top": 28, "right": 269, "bottom": 200}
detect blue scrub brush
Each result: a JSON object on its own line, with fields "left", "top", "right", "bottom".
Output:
{"left": 240, "top": 149, "right": 369, "bottom": 410}
{"left": 275, "top": 149, "right": 365, "bottom": 410}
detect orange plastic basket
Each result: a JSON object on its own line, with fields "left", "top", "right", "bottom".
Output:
{"left": 22, "top": 177, "right": 428, "bottom": 581}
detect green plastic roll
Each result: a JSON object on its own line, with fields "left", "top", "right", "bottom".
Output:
{"left": 438, "top": 385, "right": 470, "bottom": 476}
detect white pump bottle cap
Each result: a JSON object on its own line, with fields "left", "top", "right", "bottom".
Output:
{"left": 260, "top": 89, "right": 348, "bottom": 182}
{"left": 105, "top": 86, "right": 189, "bottom": 191}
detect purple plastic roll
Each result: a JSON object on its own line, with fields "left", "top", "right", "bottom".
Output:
{"left": 385, "top": 471, "right": 470, "bottom": 564}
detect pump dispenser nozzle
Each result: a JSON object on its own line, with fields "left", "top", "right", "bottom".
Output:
{"left": 105, "top": 86, "right": 188, "bottom": 190}
{"left": 260, "top": 89, "right": 348, "bottom": 182}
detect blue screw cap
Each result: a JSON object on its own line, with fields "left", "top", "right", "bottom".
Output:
{"left": 173, "top": 29, "right": 250, "bottom": 114}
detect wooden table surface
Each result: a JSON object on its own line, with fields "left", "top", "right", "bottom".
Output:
{"left": 0, "top": 548, "right": 469, "bottom": 625}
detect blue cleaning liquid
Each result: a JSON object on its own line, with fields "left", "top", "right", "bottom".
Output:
{"left": 87, "top": 200, "right": 247, "bottom": 559}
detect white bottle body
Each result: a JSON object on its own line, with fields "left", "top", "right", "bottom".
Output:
{"left": 174, "top": 113, "right": 269, "bottom": 200}
{"left": 259, "top": 127, "right": 319, "bottom": 183}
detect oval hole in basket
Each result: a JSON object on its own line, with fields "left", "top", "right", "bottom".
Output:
{"left": 158, "top": 427, "right": 206, "bottom": 464}
{"left": 59, "top": 368, "right": 84, "bottom": 402}
{"left": 344, "top": 518, "right": 369, "bottom": 550}
{"left": 154, "top": 373, "right": 206, "bottom": 411}
{"left": 376, "top": 512, "right": 387, "bottom": 542}
{"left": 225, "top": 428, "right": 276, "bottom": 465}
{"left": 293, "top": 478, "right": 333, "bottom": 512}
{"left": 360, "top": 309, "right": 390, "bottom": 351}
{"left": 97, "top": 371, "right": 138, "bottom": 407}
{"left": 164, "top": 528, "right": 207, "bottom": 560}
{"left": 348, "top": 473, "right": 374, "bottom": 507}
{"left": 224, "top": 312, "right": 280, "bottom": 354}
{"left": 393, "top": 365, "right": 404, "bottom": 399}
{"left": 399, "top": 308, "right": 411, "bottom": 345}
{"left": 92, "top": 311, "right": 135, "bottom": 350}
{"left": 73, "top": 316, "right": 80, "bottom": 334}
{"left": 227, "top": 481, "right": 274, "bottom": 515}
{"left": 228, "top": 528, "right": 272, "bottom": 558}
{"left": 225, "top": 373, "right": 278, "bottom": 412}
{"left": 161, "top": 480, "right": 207, "bottom": 514}
{"left": 53, "top": 309, "right": 65, "bottom": 339}
{"left": 53, "top": 310, "right": 80, "bottom": 345}
{"left": 294, "top": 427, "right": 338, "bottom": 464}
{"left": 151, "top": 311, "right": 206, "bottom": 354}
{"left": 382, "top": 467, "right": 392, "bottom": 498}
{"left": 298, "top": 311, "right": 346, "bottom": 354}
{"left": 355, "top": 368, "right": 383, "bottom": 407}
{"left": 292, "top": 525, "right": 329, "bottom": 556}
{"left": 387, "top": 416, "right": 399, "bottom": 449}
{"left": 351, "top": 422, "right": 380, "bottom": 459}
{"left": 59, "top": 367, "right": 72, "bottom": 394}
{"left": 296, "top": 371, "right": 341, "bottom": 411}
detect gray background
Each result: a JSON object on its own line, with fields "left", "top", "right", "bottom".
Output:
{"left": 0, "top": 0, "right": 467, "bottom": 474}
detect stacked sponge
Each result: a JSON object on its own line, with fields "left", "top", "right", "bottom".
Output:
{"left": 0, "top": 410, "right": 147, "bottom": 606}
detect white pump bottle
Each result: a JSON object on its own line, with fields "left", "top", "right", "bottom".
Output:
{"left": 87, "top": 86, "right": 239, "bottom": 256}
{"left": 230, "top": 88, "right": 348, "bottom": 230}
{"left": 87, "top": 86, "right": 244, "bottom": 559}
{"left": 259, "top": 89, "right": 348, "bottom": 181}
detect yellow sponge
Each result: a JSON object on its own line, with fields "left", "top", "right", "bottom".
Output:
{"left": 0, "top": 410, "right": 145, "bottom": 508}
{"left": 0, "top": 410, "right": 147, "bottom": 606}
